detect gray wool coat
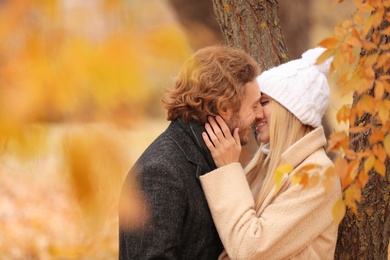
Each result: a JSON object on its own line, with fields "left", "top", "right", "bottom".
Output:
{"left": 119, "top": 118, "right": 223, "bottom": 259}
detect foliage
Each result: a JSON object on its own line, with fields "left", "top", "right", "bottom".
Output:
{"left": 0, "top": 0, "right": 190, "bottom": 258}
{"left": 294, "top": 0, "right": 390, "bottom": 225}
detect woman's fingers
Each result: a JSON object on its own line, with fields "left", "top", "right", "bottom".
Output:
{"left": 214, "top": 116, "right": 233, "bottom": 140}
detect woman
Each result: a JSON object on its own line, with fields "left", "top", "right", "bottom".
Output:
{"left": 200, "top": 47, "right": 342, "bottom": 259}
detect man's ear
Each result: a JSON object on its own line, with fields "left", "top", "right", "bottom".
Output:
{"left": 219, "top": 107, "right": 233, "bottom": 122}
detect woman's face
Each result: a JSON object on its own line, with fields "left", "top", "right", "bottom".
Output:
{"left": 255, "top": 93, "right": 271, "bottom": 143}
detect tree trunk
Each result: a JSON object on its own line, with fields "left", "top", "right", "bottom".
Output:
{"left": 211, "top": 0, "right": 289, "bottom": 70}
{"left": 335, "top": 12, "right": 390, "bottom": 260}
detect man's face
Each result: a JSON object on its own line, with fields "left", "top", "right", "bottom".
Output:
{"left": 224, "top": 80, "right": 263, "bottom": 145}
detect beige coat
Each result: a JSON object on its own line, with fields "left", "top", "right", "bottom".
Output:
{"left": 200, "top": 127, "right": 342, "bottom": 260}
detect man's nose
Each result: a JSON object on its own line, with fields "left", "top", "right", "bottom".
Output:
{"left": 256, "top": 103, "right": 264, "bottom": 119}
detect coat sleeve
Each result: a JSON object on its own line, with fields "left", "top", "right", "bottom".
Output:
{"left": 200, "top": 162, "right": 340, "bottom": 260}
{"left": 119, "top": 163, "right": 186, "bottom": 260}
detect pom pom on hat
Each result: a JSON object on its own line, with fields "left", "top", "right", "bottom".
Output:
{"left": 256, "top": 47, "right": 333, "bottom": 128}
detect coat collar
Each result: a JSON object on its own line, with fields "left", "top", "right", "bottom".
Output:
{"left": 166, "top": 118, "right": 217, "bottom": 174}
{"left": 281, "top": 126, "right": 327, "bottom": 168}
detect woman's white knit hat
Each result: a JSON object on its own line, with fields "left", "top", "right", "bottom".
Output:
{"left": 256, "top": 47, "right": 332, "bottom": 128}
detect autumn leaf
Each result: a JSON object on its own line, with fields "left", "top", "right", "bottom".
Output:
{"left": 372, "top": 144, "right": 387, "bottom": 162}
{"left": 356, "top": 94, "right": 376, "bottom": 114}
{"left": 334, "top": 157, "right": 349, "bottom": 189}
{"left": 322, "top": 166, "right": 336, "bottom": 193}
{"left": 345, "top": 184, "right": 361, "bottom": 214}
{"left": 274, "top": 164, "right": 294, "bottom": 193}
{"left": 332, "top": 196, "right": 346, "bottom": 226}
{"left": 327, "top": 131, "right": 349, "bottom": 152}
{"left": 336, "top": 105, "right": 351, "bottom": 124}
{"left": 374, "top": 159, "right": 386, "bottom": 176}
{"left": 364, "top": 154, "right": 376, "bottom": 173}
{"left": 378, "top": 103, "right": 389, "bottom": 125}
{"left": 357, "top": 170, "right": 370, "bottom": 189}
{"left": 318, "top": 37, "right": 339, "bottom": 49}
{"left": 384, "top": 134, "right": 390, "bottom": 157}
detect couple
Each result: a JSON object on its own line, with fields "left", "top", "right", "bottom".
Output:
{"left": 119, "top": 45, "right": 342, "bottom": 259}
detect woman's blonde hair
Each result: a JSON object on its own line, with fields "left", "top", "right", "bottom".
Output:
{"left": 162, "top": 45, "right": 260, "bottom": 124}
{"left": 245, "top": 100, "right": 313, "bottom": 210}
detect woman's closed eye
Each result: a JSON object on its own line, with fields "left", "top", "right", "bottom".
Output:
{"left": 260, "top": 98, "right": 270, "bottom": 106}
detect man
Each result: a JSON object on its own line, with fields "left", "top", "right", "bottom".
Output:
{"left": 119, "top": 45, "right": 263, "bottom": 259}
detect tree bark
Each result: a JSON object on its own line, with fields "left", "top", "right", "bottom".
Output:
{"left": 335, "top": 12, "right": 390, "bottom": 260}
{"left": 211, "top": 0, "right": 289, "bottom": 70}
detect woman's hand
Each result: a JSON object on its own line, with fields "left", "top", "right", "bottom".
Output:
{"left": 202, "top": 116, "right": 242, "bottom": 168}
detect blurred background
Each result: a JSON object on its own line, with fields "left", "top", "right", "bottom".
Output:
{"left": 0, "top": 0, "right": 354, "bottom": 259}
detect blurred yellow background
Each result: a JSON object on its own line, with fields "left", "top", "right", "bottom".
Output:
{"left": 0, "top": 0, "right": 354, "bottom": 259}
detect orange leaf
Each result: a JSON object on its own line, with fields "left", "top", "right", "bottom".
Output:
{"left": 345, "top": 34, "right": 362, "bottom": 47}
{"left": 374, "top": 159, "right": 386, "bottom": 176}
{"left": 373, "top": 7, "right": 385, "bottom": 28}
{"left": 327, "top": 131, "right": 349, "bottom": 152}
{"left": 354, "top": 0, "right": 375, "bottom": 12}
{"left": 364, "top": 154, "right": 376, "bottom": 173}
{"left": 317, "top": 37, "right": 339, "bottom": 49}
{"left": 368, "top": 127, "right": 384, "bottom": 144}
{"left": 384, "top": 134, "right": 390, "bottom": 157}
{"left": 322, "top": 166, "right": 336, "bottom": 193}
{"left": 335, "top": 157, "right": 352, "bottom": 190}
{"left": 361, "top": 39, "right": 378, "bottom": 51}
{"left": 374, "top": 80, "right": 384, "bottom": 99}
{"left": 373, "top": 144, "right": 387, "bottom": 162}
{"left": 349, "top": 125, "right": 369, "bottom": 134}
{"left": 358, "top": 170, "right": 370, "bottom": 189}
{"left": 332, "top": 197, "right": 346, "bottom": 225}
{"left": 380, "top": 26, "right": 390, "bottom": 35}
{"left": 354, "top": 12, "right": 364, "bottom": 25}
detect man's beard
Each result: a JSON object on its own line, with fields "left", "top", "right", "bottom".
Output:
{"left": 226, "top": 112, "right": 248, "bottom": 145}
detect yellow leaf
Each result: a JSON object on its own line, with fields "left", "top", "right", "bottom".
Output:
{"left": 336, "top": 105, "right": 350, "bottom": 123}
{"left": 364, "top": 154, "right": 376, "bottom": 173}
{"left": 356, "top": 94, "right": 376, "bottom": 114}
{"left": 346, "top": 184, "right": 362, "bottom": 203}
{"left": 316, "top": 49, "right": 335, "bottom": 66}
{"left": 373, "top": 7, "right": 385, "bottom": 28}
{"left": 362, "top": 14, "right": 375, "bottom": 37}
{"left": 378, "top": 103, "right": 389, "bottom": 125}
{"left": 274, "top": 164, "right": 294, "bottom": 193}
{"left": 332, "top": 197, "right": 346, "bottom": 225}
{"left": 384, "top": 134, "right": 390, "bottom": 157}
{"left": 374, "top": 159, "right": 386, "bottom": 176}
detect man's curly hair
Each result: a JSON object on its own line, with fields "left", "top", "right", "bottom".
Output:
{"left": 162, "top": 45, "right": 260, "bottom": 125}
